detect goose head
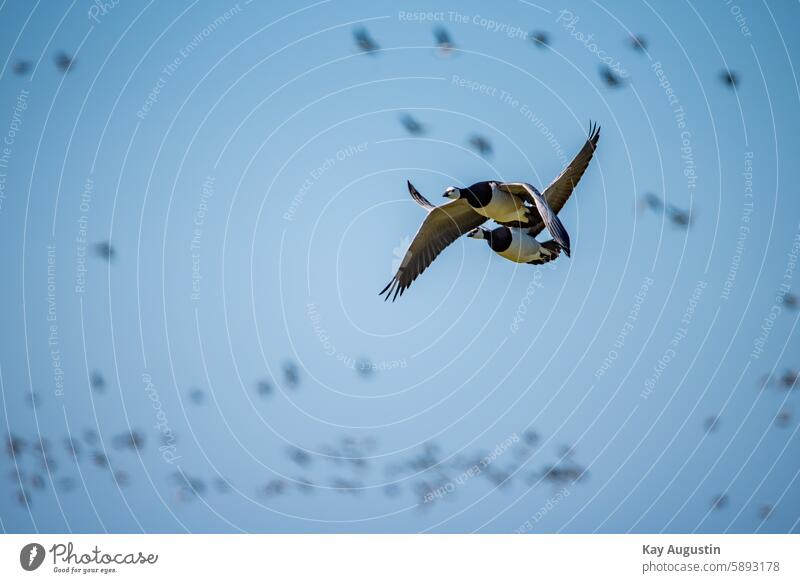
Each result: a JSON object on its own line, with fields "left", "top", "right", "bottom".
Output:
{"left": 442, "top": 186, "right": 461, "bottom": 200}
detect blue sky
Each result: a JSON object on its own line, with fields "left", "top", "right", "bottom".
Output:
{"left": 0, "top": 0, "right": 799, "bottom": 533}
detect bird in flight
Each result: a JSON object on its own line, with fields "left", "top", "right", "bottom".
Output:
{"left": 721, "top": 69, "right": 739, "bottom": 89}
{"left": 434, "top": 26, "right": 456, "bottom": 56}
{"left": 353, "top": 27, "right": 379, "bottom": 55}
{"left": 466, "top": 225, "right": 562, "bottom": 265}
{"left": 399, "top": 113, "right": 425, "bottom": 135}
{"left": 55, "top": 51, "right": 75, "bottom": 73}
{"left": 599, "top": 65, "right": 624, "bottom": 88}
{"left": 468, "top": 134, "right": 493, "bottom": 157}
{"left": 380, "top": 123, "right": 600, "bottom": 301}
{"left": 629, "top": 34, "right": 648, "bottom": 52}
{"left": 530, "top": 31, "right": 550, "bottom": 49}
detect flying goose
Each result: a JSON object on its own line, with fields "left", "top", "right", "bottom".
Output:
{"left": 379, "top": 122, "right": 600, "bottom": 301}
{"left": 441, "top": 179, "right": 571, "bottom": 253}
{"left": 467, "top": 226, "right": 562, "bottom": 265}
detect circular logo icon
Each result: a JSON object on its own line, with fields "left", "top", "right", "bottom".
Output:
{"left": 20, "top": 543, "right": 45, "bottom": 571}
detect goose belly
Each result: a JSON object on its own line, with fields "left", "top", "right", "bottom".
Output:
{"left": 497, "top": 234, "right": 542, "bottom": 263}
{"left": 475, "top": 192, "right": 528, "bottom": 223}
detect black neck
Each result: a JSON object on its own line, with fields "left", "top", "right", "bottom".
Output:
{"left": 463, "top": 181, "right": 493, "bottom": 208}
{"left": 487, "top": 227, "right": 512, "bottom": 252}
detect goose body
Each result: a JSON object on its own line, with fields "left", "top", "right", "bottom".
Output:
{"left": 443, "top": 181, "right": 529, "bottom": 225}
{"left": 469, "top": 226, "right": 561, "bottom": 264}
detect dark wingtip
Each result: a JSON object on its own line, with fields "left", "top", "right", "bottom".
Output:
{"left": 379, "top": 278, "right": 395, "bottom": 301}
{"left": 587, "top": 120, "right": 601, "bottom": 147}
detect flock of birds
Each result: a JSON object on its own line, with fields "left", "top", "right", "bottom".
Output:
{"left": 2, "top": 18, "right": 795, "bottom": 532}
{"left": 5, "top": 330, "right": 797, "bottom": 518}
{"left": 5, "top": 401, "right": 596, "bottom": 513}
{"left": 6, "top": 355, "right": 794, "bottom": 521}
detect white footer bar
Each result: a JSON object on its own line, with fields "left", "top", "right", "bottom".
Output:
{"left": 1, "top": 534, "right": 797, "bottom": 582}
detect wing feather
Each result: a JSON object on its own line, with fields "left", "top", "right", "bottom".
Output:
{"left": 498, "top": 122, "right": 600, "bottom": 238}
{"left": 498, "top": 182, "right": 571, "bottom": 256}
{"left": 541, "top": 121, "right": 600, "bottom": 216}
{"left": 380, "top": 199, "right": 486, "bottom": 301}
{"left": 406, "top": 180, "right": 436, "bottom": 210}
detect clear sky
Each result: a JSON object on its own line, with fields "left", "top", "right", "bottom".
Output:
{"left": 0, "top": 0, "right": 798, "bottom": 533}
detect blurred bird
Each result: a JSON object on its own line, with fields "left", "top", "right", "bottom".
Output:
{"left": 704, "top": 415, "right": 720, "bottom": 433}
{"left": 188, "top": 387, "right": 205, "bottom": 404}
{"left": 5, "top": 435, "right": 26, "bottom": 458}
{"left": 16, "top": 488, "right": 30, "bottom": 507}
{"left": 558, "top": 444, "right": 576, "bottom": 459}
{"left": 89, "top": 370, "right": 106, "bottom": 392}
{"left": 288, "top": 446, "right": 311, "bottom": 467}
{"left": 63, "top": 436, "right": 81, "bottom": 458}
{"left": 775, "top": 408, "right": 793, "bottom": 428}
{"left": 173, "top": 472, "right": 206, "bottom": 498}
{"left": 758, "top": 503, "right": 774, "bottom": 520}
{"left": 356, "top": 358, "right": 375, "bottom": 377}
{"left": 353, "top": 27, "right": 379, "bottom": 55}
{"left": 779, "top": 369, "right": 798, "bottom": 390}
{"left": 294, "top": 477, "right": 315, "bottom": 494}
{"left": 783, "top": 292, "right": 797, "bottom": 309}
{"left": 282, "top": 361, "right": 300, "bottom": 388}
{"left": 468, "top": 134, "right": 493, "bottom": 157}
{"left": 539, "top": 462, "right": 587, "bottom": 485}
{"left": 260, "top": 479, "right": 287, "bottom": 497}
{"left": 54, "top": 51, "right": 75, "bottom": 73}
{"left": 91, "top": 451, "right": 109, "bottom": 468}
{"left": 93, "top": 241, "right": 116, "bottom": 262}
{"left": 30, "top": 473, "right": 46, "bottom": 490}
{"left": 12, "top": 59, "right": 32, "bottom": 76}
{"left": 629, "top": 34, "right": 648, "bottom": 52}
{"left": 666, "top": 204, "right": 692, "bottom": 228}
{"left": 256, "top": 379, "right": 273, "bottom": 398}
{"left": 112, "top": 430, "right": 145, "bottom": 451}
{"left": 710, "top": 493, "right": 729, "bottom": 510}
{"left": 383, "top": 483, "right": 401, "bottom": 497}
{"left": 399, "top": 113, "right": 425, "bottom": 135}
{"left": 639, "top": 192, "right": 663, "bottom": 212}
{"left": 83, "top": 429, "right": 100, "bottom": 445}
{"left": 32, "top": 438, "right": 51, "bottom": 456}
{"left": 721, "top": 69, "right": 739, "bottom": 89}
{"left": 25, "top": 391, "right": 42, "bottom": 409}
{"left": 522, "top": 429, "right": 540, "bottom": 446}
{"left": 83, "top": 429, "right": 99, "bottom": 445}
{"left": 530, "top": 31, "right": 550, "bottom": 49}
{"left": 434, "top": 26, "right": 455, "bottom": 56}
{"left": 213, "top": 477, "right": 231, "bottom": 493}
{"left": 599, "top": 65, "right": 624, "bottom": 88}
{"left": 113, "top": 470, "right": 130, "bottom": 487}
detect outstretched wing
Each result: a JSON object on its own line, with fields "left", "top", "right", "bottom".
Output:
{"left": 499, "top": 121, "right": 600, "bottom": 241}
{"left": 499, "top": 182, "right": 571, "bottom": 256}
{"left": 406, "top": 180, "right": 436, "bottom": 210}
{"left": 541, "top": 121, "right": 600, "bottom": 217}
{"left": 380, "top": 193, "right": 486, "bottom": 302}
